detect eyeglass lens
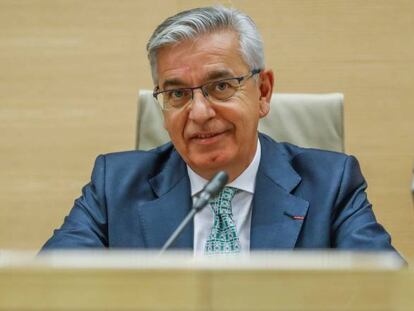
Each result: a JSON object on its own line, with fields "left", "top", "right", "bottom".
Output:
{"left": 160, "top": 78, "right": 241, "bottom": 109}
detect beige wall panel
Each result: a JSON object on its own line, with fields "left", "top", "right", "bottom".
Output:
{"left": 1, "top": 1, "right": 413, "bottom": 261}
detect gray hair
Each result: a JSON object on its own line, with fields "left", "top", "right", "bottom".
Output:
{"left": 146, "top": 6, "right": 265, "bottom": 85}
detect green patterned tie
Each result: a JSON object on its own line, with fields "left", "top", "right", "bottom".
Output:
{"left": 205, "top": 186, "right": 241, "bottom": 255}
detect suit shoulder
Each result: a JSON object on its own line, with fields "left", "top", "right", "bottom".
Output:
{"left": 95, "top": 142, "right": 176, "bottom": 176}
{"left": 283, "top": 142, "right": 348, "bottom": 162}
{"left": 268, "top": 140, "right": 364, "bottom": 193}
{"left": 260, "top": 134, "right": 352, "bottom": 172}
{"left": 103, "top": 142, "right": 173, "bottom": 160}
{"left": 260, "top": 133, "right": 347, "bottom": 159}
{"left": 276, "top": 142, "right": 360, "bottom": 182}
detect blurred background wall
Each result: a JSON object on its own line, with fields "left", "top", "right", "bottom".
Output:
{"left": 1, "top": 0, "right": 413, "bottom": 261}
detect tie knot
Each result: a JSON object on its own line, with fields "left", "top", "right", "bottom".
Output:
{"left": 209, "top": 186, "right": 238, "bottom": 211}
{"left": 213, "top": 186, "right": 238, "bottom": 201}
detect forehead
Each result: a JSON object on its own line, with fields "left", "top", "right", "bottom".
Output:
{"left": 156, "top": 30, "right": 249, "bottom": 87}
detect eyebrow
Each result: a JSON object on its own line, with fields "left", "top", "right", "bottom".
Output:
{"left": 162, "top": 78, "right": 186, "bottom": 90}
{"left": 205, "top": 69, "right": 234, "bottom": 81}
{"left": 161, "top": 69, "right": 235, "bottom": 90}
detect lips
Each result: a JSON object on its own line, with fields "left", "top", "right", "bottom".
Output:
{"left": 193, "top": 132, "right": 221, "bottom": 139}
{"left": 189, "top": 130, "right": 228, "bottom": 144}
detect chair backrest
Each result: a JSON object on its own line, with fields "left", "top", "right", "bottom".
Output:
{"left": 136, "top": 90, "right": 344, "bottom": 152}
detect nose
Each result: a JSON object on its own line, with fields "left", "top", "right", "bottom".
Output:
{"left": 188, "top": 88, "right": 216, "bottom": 124}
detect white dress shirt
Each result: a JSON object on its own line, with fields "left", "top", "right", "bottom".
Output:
{"left": 188, "top": 139, "right": 261, "bottom": 256}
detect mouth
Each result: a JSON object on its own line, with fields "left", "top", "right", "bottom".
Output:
{"left": 190, "top": 130, "right": 228, "bottom": 145}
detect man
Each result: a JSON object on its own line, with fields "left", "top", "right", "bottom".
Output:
{"left": 42, "top": 6, "right": 400, "bottom": 256}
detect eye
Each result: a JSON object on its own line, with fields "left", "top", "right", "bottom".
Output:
{"left": 214, "top": 81, "right": 230, "bottom": 92}
{"left": 168, "top": 89, "right": 186, "bottom": 99}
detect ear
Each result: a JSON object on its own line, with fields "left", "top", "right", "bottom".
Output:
{"left": 258, "top": 69, "right": 274, "bottom": 118}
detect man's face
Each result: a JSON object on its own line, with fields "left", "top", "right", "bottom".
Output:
{"left": 156, "top": 30, "right": 273, "bottom": 181}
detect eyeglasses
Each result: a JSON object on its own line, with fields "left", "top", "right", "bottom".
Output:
{"left": 153, "top": 68, "right": 261, "bottom": 110}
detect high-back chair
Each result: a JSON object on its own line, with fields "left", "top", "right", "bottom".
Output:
{"left": 136, "top": 90, "right": 344, "bottom": 152}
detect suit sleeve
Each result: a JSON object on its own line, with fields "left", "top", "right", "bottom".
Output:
{"left": 41, "top": 155, "right": 108, "bottom": 250}
{"left": 331, "top": 155, "right": 400, "bottom": 253}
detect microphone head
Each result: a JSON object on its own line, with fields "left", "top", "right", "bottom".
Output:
{"left": 203, "top": 171, "right": 228, "bottom": 196}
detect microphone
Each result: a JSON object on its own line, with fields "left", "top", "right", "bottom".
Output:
{"left": 193, "top": 170, "right": 229, "bottom": 211}
{"left": 159, "top": 171, "right": 228, "bottom": 254}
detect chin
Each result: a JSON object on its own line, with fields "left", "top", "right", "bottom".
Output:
{"left": 190, "top": 152, "right": 234, "bottom": 172}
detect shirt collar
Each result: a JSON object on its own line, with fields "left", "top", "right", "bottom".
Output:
{"left": 187, "top": 138, "right": 261, "bottom": 196}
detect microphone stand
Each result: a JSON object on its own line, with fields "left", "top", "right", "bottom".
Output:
{"left": 159, "top": 171, "right": 228, "bottom": 255}
{"left": 159, "top": 197, "right": 201, "bottom": 254}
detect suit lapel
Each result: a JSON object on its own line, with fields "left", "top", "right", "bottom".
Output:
{"left": 137, "top": 150, "right": 193, "bottom": 249}
{"left": 251, "top": 135, "right": 309, "bottom": 249}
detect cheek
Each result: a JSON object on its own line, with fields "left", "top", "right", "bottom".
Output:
{"left": 163, "top": 111, "right": 176, "bottom": 129}
{"left": 228, "top": 103, "right": 260, "bottom": 131}
{"left": 163, "top": 111, "right": 186, "bottom": 140}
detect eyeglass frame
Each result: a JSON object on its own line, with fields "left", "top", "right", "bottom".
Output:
{"left": 152, "top": 68, "right": 262, "bottom": 110}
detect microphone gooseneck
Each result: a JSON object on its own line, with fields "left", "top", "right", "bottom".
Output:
{"left": 193, "top": 170, "right": 228, "bottom": 211}
{"left": 159, "top": 170, "right": 228, "bottom": 254}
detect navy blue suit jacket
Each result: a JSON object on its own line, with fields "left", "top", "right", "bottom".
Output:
{"left": 42, "top": 134, "right": 397, "bottom": 252}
